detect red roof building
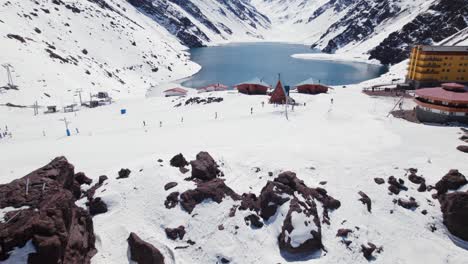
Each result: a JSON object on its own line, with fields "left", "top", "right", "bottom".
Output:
{"left": 163, "top": 88, "right": 188, "bottom": 97}
{"left": 414, "top": 83, "right": 468, "bottom": 124}
{"left": 295, "top": 78, "right": 328, "bottom": 94}
{"left": 270, "top": 80, "right": 288, "bottom": 104}
{"left": 235, "top": 78, "right": 270, "bottom": 95}
{"left": 199, "top": 83, "right": 229, "bottom": 93}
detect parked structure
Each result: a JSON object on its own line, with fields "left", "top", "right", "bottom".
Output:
{"left": 414, "top": 83, "right": 468, "bottom": 124}
{"left": 235, "top": 78, "right": 270, "bottom": 95}
{"left": 44, "top": 105, "right": 57, "bottom": 114}
{"left": 406, "top": 45, "right": 468, "bottom": 89}
{"left": 295, "top": 78, "right": 329, "bottom": 94}
{"left": 270, "top": 80, "right": 288, "bottom": 104}
{"left": 163, "top": 88, "right": 188, "bottom": 97}
{"left": 199, "top": 83, "right": 228, "bottom": 93}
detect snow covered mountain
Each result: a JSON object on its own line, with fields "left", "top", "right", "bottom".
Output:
{"left": 251, "top": 0, "right": 468, "bottom": 64}
{"left": 0, "top": 0, "right": 200, "bottom": 106}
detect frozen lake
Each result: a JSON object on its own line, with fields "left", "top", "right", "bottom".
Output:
{"left": 181, "top": 43, "right": 387, "bottom": 88}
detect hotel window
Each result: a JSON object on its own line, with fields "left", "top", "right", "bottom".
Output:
{"left": 455, "top": 112, "right": 465, "bottom": 116}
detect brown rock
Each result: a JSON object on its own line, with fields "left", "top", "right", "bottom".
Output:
{"left": 75, "top": 172, "right": 92, "bottom": 185}
{"left": 244, "top": 214, "right": 264, "bottom": 228}
{"left": 165, "top": 226, "right": 185, "bottom": 240}
{"left": 127, "top": 232, "right": 165, "bottom": 264}
{"left": 457, "top": 145, "right": 468, "bottom": 153}
{"left": 170, "top": 153, "right": 188, "bottom": 168}
{"left": 117, "top": 168, "right": 131, "bottom": 179}
{"left": 87, "top": 197, "right": 108, "bottom": 216}
{"left": 180, "top": 178, "right": 240, "bottom": 213}
{"left": 435, "top": 170, "right": 467, "bottom": 195}
{"left": 397, "top": 197, "right": 419, "bottom": 209}
{"left": 374, "top": 178, "right": 385, "bottom": 185}
{"left": 164, "top": 182, "right": 178, "bottom": 191}
{"left": 336, "top": 228, "right": 353, "bottom": 237}
{"left": 440, "top": 191, "right": 468, "bottom": 240}
{"left": 164, "top": 192, "right": 179, "bottom": 209}
{"left": 358, "top": 191, "right": 372, "bottom": 213}
{"left": 190, "top": 152, "right": 221, "bottom": 181}
{"left": 0, "top": 157, "right": 96, "bottom": 264}
{"left": 408, "top": 173, "right": 425, "bottom": 184}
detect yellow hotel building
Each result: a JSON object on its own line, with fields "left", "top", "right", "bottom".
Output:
{"left": 406, "top": 45, "right": 468, "bottom": 89}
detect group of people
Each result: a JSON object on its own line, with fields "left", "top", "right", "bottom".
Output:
{"left": 0, "top": 125, "right": 12, "bottom": 140}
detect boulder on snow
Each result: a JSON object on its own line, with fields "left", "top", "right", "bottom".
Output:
{"left": 117, "top": 168, "right": 131, "bottom": 179}
{"left": 0, "top": 157, "right": 96, "bottom": 263}
{"left": 374, "top": 178, "right": 385, "bottom": 185}
{"left": 244, "top": 214, "right": 264, "bottom": 228}
{"left": 440, "top": 191, "right": 468, "bottom": 241}
{"left": 165, "top": 226, "right": 186, "bottom": 240}
{"left": 164, "top": 182, "right": 178, "bottom": 191}
{"left": 387, "top": 176, "right": 407, "bottom": 194}
{"left": 278, "top": 197, "right": 322, "bottom": 256}
{"left": 170, "top": 153, "right": 188, "bottom": 168}
{"left": 336, "top": 229, "right": 353, "bottom": 237}
{"left": 180, "top": 178, "right": 240, "bottom": 213}
{"left": 127, "top": 232, "right": 165, "bottom": 264}
{"left": 397, "top": 197, "right": 419, "bottom": 209}
{"left": 164, "top": 192, "right": 179, "bottom": 209}
{"left": 361, "top": 242, "right": 383, "bottom": 260}
{"left": 358, "top": 191, "right": 372, "bottom": 213}
{"left": 87, "top": 197, "right": 108, "bottom": 216}
{"left": 98, "top": 175, "right": 108, "bottom": 185}
{"left": 457, "top": 145, "right": 468, "bottom": 153}
{"left": 190, "top": 152, "right": 221, "bottom": 181}
{"left": 435, "top": 170, "right": 467, "bottom": 195}
{"left": 408, "top": 173, "right": 425, "bottom": 184}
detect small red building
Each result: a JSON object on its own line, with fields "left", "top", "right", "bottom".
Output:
{"left": 235, "top": 78, "right": 270, "bottom": 95}
{"left": 163, "top": 87, "right": 188, "bottom": 97}
{"left": 295, "top": 78, "right": 329, "bottom": 94}
{"left": 199, "top": 83, "right": 228, "bottom": 93}
{"left": 270, "top": 80, "right": 288, "bottom": 104}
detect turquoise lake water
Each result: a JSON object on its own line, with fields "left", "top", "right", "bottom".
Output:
{"left": 181, "top": 43, "right": 387, "bottom": 88}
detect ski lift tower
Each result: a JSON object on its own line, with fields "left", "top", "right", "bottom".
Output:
{"left": 2, "top": 63, "right": 18, "bottom": 89}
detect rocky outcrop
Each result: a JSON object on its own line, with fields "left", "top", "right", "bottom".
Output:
{"left": 435, "top": 170, "right": 467, "bottom": 195}
{"left": 387, "top": 176, "right": 408, "bottom": 195}
{"left": 397, "top": 197, "right": 419, "bottom": 210}
{"left": 457, "top": 145, "right": 468, "bottom": 153}
{"left": 244, "top": 214, "right": 263, "bottom": 229}
{"left": 127, "top": 232, "right": 165, "bottom": 264}
{"left": 440, "top": 191, "right": 468, "bottom": 241}
{"left": 180, "top": 178, "right": 240, "bottom": 213}
{"left": 0, "top": 157, "right": 96, "bottom": 263}
{"left": 374, "top": 178, "right": 385, "bottom": 185}
{"left": 190, "top": 151, "right": 222, "bottom": 181}
{"left": 361, "top": 242, "right": 383, "bottom": 260}
{"left": 87, "top": 197, "right": 108, "bottom": 216}
{"left": 358, "top": 191, "right": 372, "bottom": 213}
{"left": 164, "top": 192, "right": 180, "bottom": 209}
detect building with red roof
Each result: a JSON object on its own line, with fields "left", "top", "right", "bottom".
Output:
{"left": 294, "top": 78, "right": 329, "bottom": 94}
{"left": 235, "top": 78, "right": 270, "bottom": 95}
{"left": 199, "top": 83, "right": 228, "bottom": 93}
{"left": 414, "top": 83, "right": 468, "bottom": 124}
{"left": 163, "top": 88, "right": 188, "bottom": 97}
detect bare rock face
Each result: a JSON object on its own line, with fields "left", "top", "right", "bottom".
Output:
{"left": 0, "top": 157, "right": 96, "bottom": 264}
{"left": 435, "top": 170, "right": 467, "bottom": 195}
{"left": 190, "top": 151, "right": 222, "bottom": 181}
{"left": 75, "top": 172, "right": 93, "bottom": 185}
{"left": 165, "top": 226, "right": 186, "bottom": 240}
{"left": 170, "top": 153, "right": 188, "bottom": 168}
{"left": 440, "top": 191, "right": 468, "bottom": 241}
{"left": 127, "top": 232, "right": 165, "bottom": 264}
{"left": 180, "top": 178, "right": 240, "bottom": 213}
{"left": 278, "top": 198, "right": 322, "bottom": 255}
{"left": 457, "top": 145, "right": 468, "bottom": 153}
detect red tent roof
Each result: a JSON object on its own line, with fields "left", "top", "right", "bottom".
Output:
{"left": 270, "top": 80, "right": 287, "bottom": 104}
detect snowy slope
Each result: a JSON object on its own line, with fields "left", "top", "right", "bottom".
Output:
{"left": 1, "top": 63, "right": 468, "bottom": 263}
{"left": 0, "top": 0, "right": 200, "bottom": 106}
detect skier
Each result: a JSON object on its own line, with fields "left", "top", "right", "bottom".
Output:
{"left": 215, "top": 112, "right": 218, "bottom": 119}
{"left": 250, "top": 107, "right": 253, "bottom": 115}
{"left": 331, "top": 98, "right": 334, "bottom": 104}
{"left": 159, "top": 121, "right": 162, "bottom": 128}
{"left": 143, "top": 120, "right": 146, "bottom": 127}
{"left": 75, "top": 128, "right": 80, "bottom": 134}
{"left": 261, "top": 102, "right": 265, "bottom": 108}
